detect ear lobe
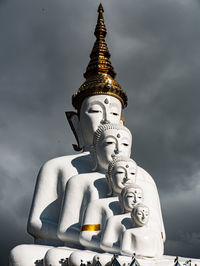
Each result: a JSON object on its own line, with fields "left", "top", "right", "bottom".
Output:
{"left": 118, "top": 194, "right": 125, "bottom": 213}
{"left": 106, "top": 174, "right": 113, "bottom": 196}
{"left": 121, "top": 117, "right": 125, "bottom": 125}
{"left": 65, "top": 112, "right": 83, "bottom": 151}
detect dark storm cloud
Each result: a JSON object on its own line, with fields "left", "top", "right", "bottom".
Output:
{"left": 107, "top": 0, "right": 200, "bottom": 190}
{"left": 0, "top": 0, "right": 200, "bottom": 264}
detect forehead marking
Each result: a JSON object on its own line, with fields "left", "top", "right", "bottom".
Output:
{"left": 104, "top": 98, "right": 109, "bottom": 104}
{"left": 117, "top": 133, "right": 121, "bottom": 138}
{"left": 126, "top": 164, "right": 129, "bottom": 168}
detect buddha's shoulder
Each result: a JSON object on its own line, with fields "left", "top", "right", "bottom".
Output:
{"left": 40, "top": 152, "right": 90, "bottom": 170}
{"left": 88, "top": 196, "right": 118, "bottom": 208}
{"left": 137, "top": 166, "right": 156, "bottom": 185}
{"left": 68, "top": 171, "right": 104, "bottom": 183}
{"left": 110, "top": 212, "right": 129, "bottom": 221}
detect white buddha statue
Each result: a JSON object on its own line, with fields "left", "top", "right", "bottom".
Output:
{"left": 68, "top": 178, "right": 163, "bottom": 265}
{"left": 100, "top": 185, "right": 144, "bottom": 254}
{"left": 75, "top": 154, "right": 165, "bottom": 264}
{"left": 9, "top": 4, "right": 128, "bottom": 266}
{"left": 43, "top": 124, "right": 132, "bottom": 266}
{"left": 121, "top": 203, "right": 164, "bottom": 257}
{"left": 67, "top": 183, "right": 143, "bottom": 266}
{"left": 9, "top": 4, "right": 170, "bottom": 266}
{"left": 57, "top": 123, "right": 132, "bottom": 247}
{"left": 79, "top": 157, "right": 138, "bottom": 251}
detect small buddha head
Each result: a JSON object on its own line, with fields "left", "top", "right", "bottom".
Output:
{"left": 131, "top": 203, "right": 149, "bottom": 227}
{"left": 106, "top": 157, "right": 137, "bottom": 195}
{"left": 93, "top": 124, "right": 132, "bottom": 172}
{"left": 120, "top": 184, "right": 144, "bottom": 212}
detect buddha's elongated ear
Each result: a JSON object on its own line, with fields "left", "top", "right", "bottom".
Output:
{"left": 118, "top": 193, "right": 125, "bottom": 213}
{"left": 106, "top": 174, "right": 113, "bottom": 196}
{"left": 65, "top": 111, "right": 83, "bottom": 151}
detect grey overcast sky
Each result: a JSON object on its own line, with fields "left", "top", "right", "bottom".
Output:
{"left": 1, "top": 0, "right": 200, "bottom": 264}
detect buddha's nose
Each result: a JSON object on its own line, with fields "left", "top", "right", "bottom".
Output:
{"left": 102, "top": 109, "right": 110, "bottom": 124}
{"left": 124, "top": 173, "right": 131, "bottom": 182}
{"left": 133, "top": 195, "right": 137, "bottom": 203}
{"left": 101, "top": 119, "right": 110, "bottom": 125}
{"left": 114, "top": 144, "right": 122, "bottom": 155}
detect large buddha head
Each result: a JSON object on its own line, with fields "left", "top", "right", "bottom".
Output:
{"left": 93, "top": 124, "right": 132, "bottom": 172}
{"left": 66, "top": 4, "right": 128, "bottom": 151}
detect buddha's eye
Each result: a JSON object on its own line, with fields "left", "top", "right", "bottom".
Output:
{"left": 130, "top": 172, "right": 135, "bottom": 175}
{"left": 88, "top": 109, "right": 101, "bottom": 113}
{"left": 110, "top": 112, "right": 119, "bottom": 116}
{"left": 106, "top": 141, "right": 114, "bottom": 145}
{"left": 116, "top": 171, "right": 124, "bottom": 174}
{"left": 122, "top": 143, "right": 129, "bottom": 147}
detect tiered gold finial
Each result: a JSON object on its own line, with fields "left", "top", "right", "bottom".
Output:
{"left": 72, "top": 4, "right": 128, "bottom": 110}
{"left": 84, "top": 3, "right": 116, "bottom": 79}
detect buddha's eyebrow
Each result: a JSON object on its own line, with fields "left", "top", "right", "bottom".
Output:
{"left": 116, "top": 166, "right": 126, "bottom": 170}
{"left": 128, "top": 167, "right": 136, "bottom": 171}
{"left": 109, "top": 102, "right": 119, "bottom": 106}
{"left": 120, "top": 136, "right": 130, "bottom": 141}
{"left": 104, "top": 135, "right": 116, "bottom": 140}
{"left": 88, "top": 100, "right": 105, "bottom": 107}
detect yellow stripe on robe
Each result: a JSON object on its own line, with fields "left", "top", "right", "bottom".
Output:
{"left": 81, "top": 224, "right": 101, "bottom": 231}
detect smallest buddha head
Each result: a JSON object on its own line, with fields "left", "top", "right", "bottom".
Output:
{"left": 120, "top": 184, "right": 144, "bottom": 212}
{"left": 93, "top": 124, "right": 132, "bottom": 171}
{"left": 131, "top": 203, "right": 149, "bottom": 227}
{"left": 106, "top": 157, "right": 137, "bottom": 195}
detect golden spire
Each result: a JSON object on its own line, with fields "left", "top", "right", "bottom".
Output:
{"left": 84, "top": 3, "right": 116, "bottom": 79}
{"left": 72, "top": 4, "right": 128, "bottom": 110}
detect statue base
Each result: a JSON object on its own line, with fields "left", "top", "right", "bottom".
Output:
{"left": 43, "top": 246, "right": 200, "bottom": 266}
{"left": 9, "top": 244, "right": 200, "bottom": 266}
{"left": 130, "top": 255, "right": 200, "bottom": 266}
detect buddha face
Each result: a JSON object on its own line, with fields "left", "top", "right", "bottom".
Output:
{"left": 111, "top": 160, "right": 135, "bottom": 194}
{"left": 79, "top": 95, "right": 122, "bottom": 147}
{"left": 96, "top": 128, "right": 132, "bottom": 171}
{"left": 123, "top": 187, "right": 143, "bottom": 212}
{"left": 133, "top": 205, "right": 149, "bottom": 226}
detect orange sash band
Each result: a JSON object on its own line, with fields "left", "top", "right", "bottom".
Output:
{"left": 81, "top": 224, "right": 101, "bottom": 231}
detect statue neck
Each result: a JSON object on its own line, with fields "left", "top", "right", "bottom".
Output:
{"left": 132, "top": 220, "right": 144, "bottom": 228}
